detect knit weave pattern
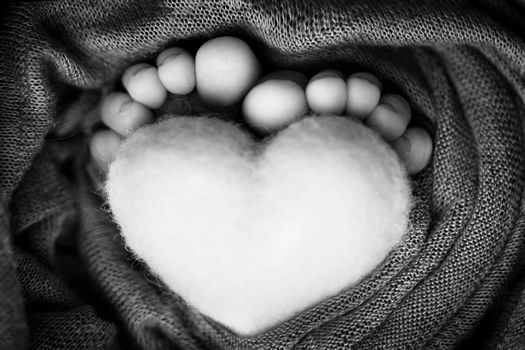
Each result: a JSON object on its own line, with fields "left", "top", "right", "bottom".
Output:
{"left": 1, "top": 0, "right": 525, "bottom": 349}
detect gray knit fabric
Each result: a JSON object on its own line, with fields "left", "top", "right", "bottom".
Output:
{"left": 1, "top": 0, "right": 525, "bottom": 349}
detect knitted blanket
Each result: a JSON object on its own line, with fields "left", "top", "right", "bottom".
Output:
{"left": 1, "top": 0, "right": 525, "bottom": 349}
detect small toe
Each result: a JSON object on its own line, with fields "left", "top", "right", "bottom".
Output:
{"left": 122, "top": 63, "right": 167, "bottom": 109}
{"left": 346, "top": 72, "right": 382, "bottom": 119}
{"left": 306, "top": 69, "right": 347, "bottom": 115}
{"left": 391, "top": 127, "right": 433, "bottom": 175}
{"left": 89, "top": 129, "right": 122, "bottom": 172}
{"left": 243, "top": 70, "right": 308, "bottom": 133}
{"left": 157, "top": 47, "right": 196, "bottom": 95}
{"left": 380, "top": 94, "right": 412, "bottom": 123}
{"left": 100, "top": 92, "right": 154, "bottom": 137}
{"left": 365, "top": 94, "right": 411, "bottom": 142}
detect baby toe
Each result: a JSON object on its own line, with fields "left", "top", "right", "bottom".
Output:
{"left": 122, "top": 63, "right": 167, "bottom": 109}
{"left": 346, "top": 72, "right": 382, "bottom": 119}
{"left": 365, "top": 94, "right": 411, "bottom": 142}
{"left": 157, "top": 47, "right": 196, "bottom": 95}
{"left": 306, "top": 69, "right": 347, "bottom": 115}
{"left": 391, "top": 127, "right": 433, "bottom": 175}
{"left": 242, "top": 70, "right": 308, "bottom": 133}
{"left": 89, "top": 129, "right": 122, "bottom": 172}
{"left": 100, "top": 92, "right": 153, "bottom": 137}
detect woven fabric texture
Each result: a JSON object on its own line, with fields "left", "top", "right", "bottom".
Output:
{"left": 1, "top": 0, "right": 525, "bottom": 349}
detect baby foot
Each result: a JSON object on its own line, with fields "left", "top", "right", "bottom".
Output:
{"left": 90, "top": 37, "right": 260, "bottom": 175}
{"left": 89, "top": 37, "right": 432, "bottom": 181}
{"left": 243, "top": 68, "right": 432, "bottom": 175}
{"left": 89, "top": 46, "right": 196, "bottom": 173}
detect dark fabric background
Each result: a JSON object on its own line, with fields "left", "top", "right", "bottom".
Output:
{"left": 1, "top": 0, "right": 525, "bottom": 349}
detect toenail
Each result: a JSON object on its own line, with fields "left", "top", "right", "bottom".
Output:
{"left": 366, "top": 102, "right": 410, "bottom": 142}
{"left": 157, "top": 49, "right": 185, "bottom": 66}
{"left": 380, "top": 94, "right": 411, "bottom": 118}
{"left": 399, "top": 135, "right": 411, "bottom": 153}
{"left": 122, "top": 63, "right": 151, "bottom": 86}
{"left": 118, "top": 100, "right": 134, "bottom": 115}
{"left": 159, "top": 53, "right": 181, "bottom": 66}
{"left": 380, "top": 101, "right": 396, "bottom": 113}
{"left": 392, "top": 136, "right": 411, "bottom": 161}
{"left": 129, "top": 63, "right": 150, "bottom": 76}
{"left": 310, "top": 69, "right": 344, "bottom": 81}
{"left": 350, "top": 72, "right": 383, "bottom": 90}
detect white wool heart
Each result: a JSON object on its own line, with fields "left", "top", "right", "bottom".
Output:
{"left": 105, "top": 115, "right": 411, "bottom": 336}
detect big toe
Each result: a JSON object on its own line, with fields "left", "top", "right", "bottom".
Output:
{"left": 195, "top": 36, "right": 261, "bottom": 107}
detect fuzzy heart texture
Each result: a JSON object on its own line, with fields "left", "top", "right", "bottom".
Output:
{"left": 105, "top": 115, "right": 411, "bottom": 336}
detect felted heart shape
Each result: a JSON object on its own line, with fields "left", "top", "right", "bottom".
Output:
{"left": 105, "top": 115, "right": 411, "bottom": 336}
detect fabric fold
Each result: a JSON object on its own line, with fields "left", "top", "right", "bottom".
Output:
{"left": 1, "top": 0, "right": 525, "bottom": 349}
